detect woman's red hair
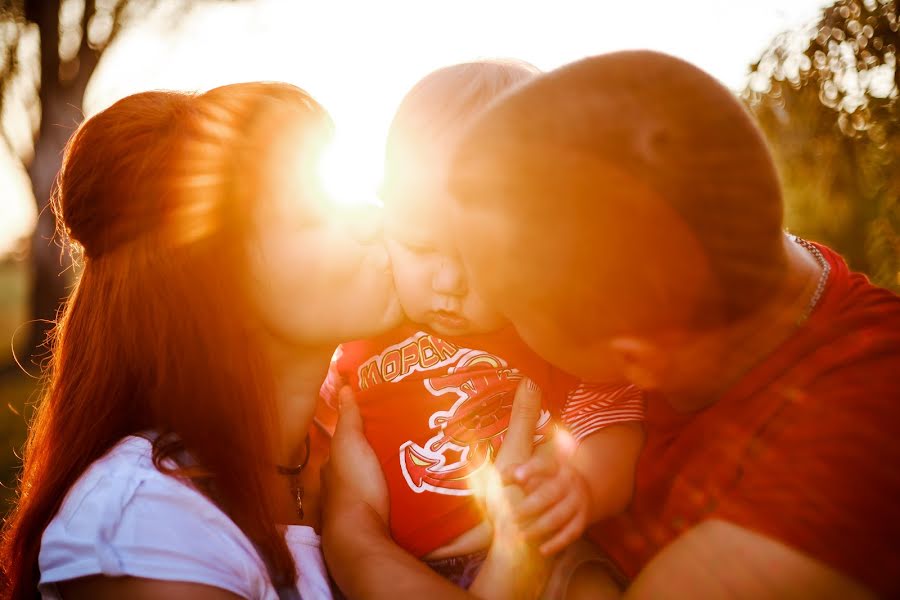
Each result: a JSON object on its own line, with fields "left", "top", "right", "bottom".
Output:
{"left": 0, "top": 82, "right": 331, "bottom": 598}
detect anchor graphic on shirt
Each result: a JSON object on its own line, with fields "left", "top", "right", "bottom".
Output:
{"left": 399, "top": 351, "right": 550, "bottom": 496}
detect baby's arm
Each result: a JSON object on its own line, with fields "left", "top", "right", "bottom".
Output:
{"left": 558, "top": 382, "right": 645, "bottom": 520}
{"left": 573, "top": 421, "right": 644, "bottom": 520}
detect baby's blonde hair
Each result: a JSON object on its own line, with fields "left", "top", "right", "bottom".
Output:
{"left": 382, "top": 59, "right": 539, "bottom": 201}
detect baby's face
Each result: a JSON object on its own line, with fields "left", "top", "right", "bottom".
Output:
{"left": 384, "top": 179, "right": 505, "bottom": 337}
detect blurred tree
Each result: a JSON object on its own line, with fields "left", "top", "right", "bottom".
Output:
{"left": 0, "top": 0, "right": 240, "bottom": 368}
{"left": 744, "top": 0, "right": 899, "bottom": 291}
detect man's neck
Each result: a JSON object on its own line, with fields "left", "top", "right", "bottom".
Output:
{"left": 667, "top": 235, "right": 826, "bottom": 411}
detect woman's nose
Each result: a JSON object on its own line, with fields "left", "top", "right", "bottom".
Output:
{"left": 432, "top": 256, "right": 467, "bottom": 297}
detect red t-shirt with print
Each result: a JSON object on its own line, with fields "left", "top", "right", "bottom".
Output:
{"left": 321, "top": 325, "right": 643, "bottom": 557}
{"left": 589, "top": 244, "right": 900, "bottom": 597}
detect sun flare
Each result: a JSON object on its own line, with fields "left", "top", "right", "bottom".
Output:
{"left": 317, "top": 131, "right": 384, "bottom": 209}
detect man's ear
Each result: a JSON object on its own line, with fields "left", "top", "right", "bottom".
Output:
{"left": 608, "top": 336, "right": 668, "bottom": 390}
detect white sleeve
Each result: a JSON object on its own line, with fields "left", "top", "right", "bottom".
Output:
{"left": 39, "top": 465, "right": 269, "bottom": 599}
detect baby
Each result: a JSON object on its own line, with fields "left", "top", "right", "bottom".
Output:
{"left": 321, "top": 60, "right": 644, "bottom": 595}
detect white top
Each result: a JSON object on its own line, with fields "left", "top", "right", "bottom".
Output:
{"left": 38, "top": 436, "right": 333, "bottom": 600}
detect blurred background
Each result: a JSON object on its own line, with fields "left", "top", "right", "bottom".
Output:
{"left": 0, "top": 0, "right": 897, "bottom": 512}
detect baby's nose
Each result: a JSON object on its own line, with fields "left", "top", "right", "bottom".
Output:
{"left": 432, "top": 256, "right": 467, "bottom": 297}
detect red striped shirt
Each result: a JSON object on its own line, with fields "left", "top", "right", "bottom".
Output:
{"left": 562, "top": 382, "right": 645, "bottom": 441}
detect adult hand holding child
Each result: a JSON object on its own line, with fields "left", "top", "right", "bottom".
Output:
{"left": 468, "top": 378, "right": 551, "bottom": 600}
{"left": 322, "top": 380, "right": 553, "bottom": 600}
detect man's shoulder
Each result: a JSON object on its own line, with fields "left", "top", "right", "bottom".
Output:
{"left": 776, "top": 243, "right": 900, "bottom": 390}
{"left": 816, "top": 242, "right": 900, "bottom": 328}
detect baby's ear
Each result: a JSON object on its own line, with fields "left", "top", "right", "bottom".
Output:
{"left": 608, "top": 336, "right": 667, "bottom": 391}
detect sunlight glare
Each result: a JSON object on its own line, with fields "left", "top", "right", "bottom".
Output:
{"left": 317, "top": 131, "right": 383, "bottom": 209}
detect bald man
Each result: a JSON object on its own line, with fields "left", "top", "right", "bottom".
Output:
{"left": 446, "top": 50, "right": 900, "bottom": 598}
{"left": 322, "top": 51, "right": 900, "bottom": 600}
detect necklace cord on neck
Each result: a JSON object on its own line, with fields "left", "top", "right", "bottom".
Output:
{"left": 791, "top": 236, "right": 831, "bottom": 325}
{"left": 276, "top": 434, "right": 311, "bottom": 520}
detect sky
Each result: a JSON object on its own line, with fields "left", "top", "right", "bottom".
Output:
{"left": 0, "top": 0, "right": 831, "bottom": 254}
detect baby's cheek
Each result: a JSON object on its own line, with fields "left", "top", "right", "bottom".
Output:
{"left": 388, "top": 271, "right": 425, "bottom": 318}
{"left": 397, "top": 285, "right": 430, "bottom": 321}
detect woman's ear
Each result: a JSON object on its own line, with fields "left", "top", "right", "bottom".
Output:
{"left": 608, "top": 336, "right": 668, "bottom": 390}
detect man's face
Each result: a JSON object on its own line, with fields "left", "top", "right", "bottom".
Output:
{"left": 448, "top": 165, "right": 723, "bottom": 390}
{"left": 442, "top": 189, "right": 620, "bottom": 380}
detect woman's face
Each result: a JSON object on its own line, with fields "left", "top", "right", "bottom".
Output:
{"left": 247, "top": 139, "right": 402, "bottom": 348}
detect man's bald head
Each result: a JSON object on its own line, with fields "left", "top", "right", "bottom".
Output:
{"left": 449, "top": 50, "right": 786, "bottom": 342}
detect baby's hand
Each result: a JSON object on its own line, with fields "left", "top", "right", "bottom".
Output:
{"left": 504, "top": 436, "right": 591, "bottom": 556}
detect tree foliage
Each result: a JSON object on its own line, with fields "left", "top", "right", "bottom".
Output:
{"left": 1, "top": 0, "right": 159, "bottom": 164}
{"left": 744, "top": 0, "right": 899, "bottom": 291}
{"left": 0, "top": 0, "right": 237, "bottom": 364}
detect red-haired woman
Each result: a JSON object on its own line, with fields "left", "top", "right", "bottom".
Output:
{"left": 0, "top": 82, "right": 406, "bottom": 599}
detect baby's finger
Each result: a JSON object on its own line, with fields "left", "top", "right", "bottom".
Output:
{"left": 539, "top": 516, "right": 586, "bottom": 557}
{"left": 505, "top": 449, "right": 558, "bottom": 485}
{"left": 521, "top": 491, "right": 580, "bottom": 542}
{"left": 513, "top": 476, "right": 568, "bottom": 521}
{"left": 494, "top": 378, "right": 543, "bottom": 471}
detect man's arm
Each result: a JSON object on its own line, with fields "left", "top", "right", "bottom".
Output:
{"left": 625, "top": 519, "right": 875, "bottom": 600}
